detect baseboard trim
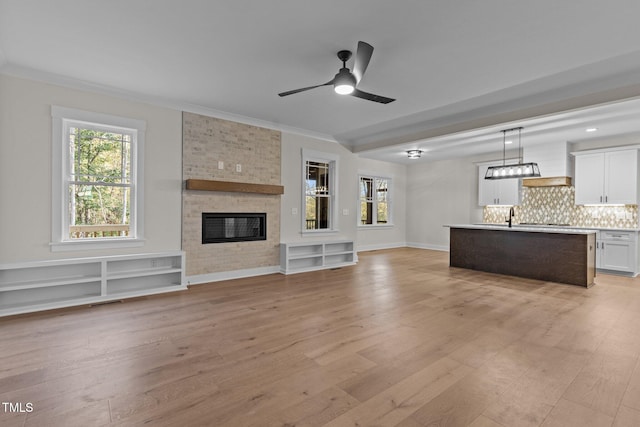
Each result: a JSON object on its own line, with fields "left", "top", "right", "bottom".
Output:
{"left": 356, "top": 242, "right": 407, "bottom": 252}
{"left": 406, "top": 242, "right": 450, "bottom": 252}
{"left": 187, "top": 265, "right": 280, "bottom": 285}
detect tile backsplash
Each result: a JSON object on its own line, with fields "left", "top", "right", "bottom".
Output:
{"left": 483, "top": 186, "right": 638, "bottom": 229}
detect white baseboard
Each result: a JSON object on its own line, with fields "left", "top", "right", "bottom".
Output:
{"left": 406, "top": 242, "right": 450, "bottom": 252}
{"left": 356, "top": 242, "right": 407, "bottom": 252}
{"left": 187, "top": 265, "right": 280, "bottom": 285}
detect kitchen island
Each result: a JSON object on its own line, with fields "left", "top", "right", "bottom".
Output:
{"left": 447, "top": 224, "right": 597, "bottom": 287}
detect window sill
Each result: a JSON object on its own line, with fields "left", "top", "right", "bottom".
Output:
{"left": 358, "top": 224, "right": 395, "bottom": 229}
{"left": 50, "top": 238, "right": 145, "bottom": 252}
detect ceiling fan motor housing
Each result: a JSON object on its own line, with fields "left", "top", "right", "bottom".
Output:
{"left": 334, "top": 68, "right": 356, "bottom": 87}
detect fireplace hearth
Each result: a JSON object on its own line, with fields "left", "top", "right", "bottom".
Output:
{"left": 202, "top": 213, "right": 266, "bottom": 244}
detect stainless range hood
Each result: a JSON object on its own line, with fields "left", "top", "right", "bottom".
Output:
{"left": 522, "top": 176, "right": 572, "bottom": 187}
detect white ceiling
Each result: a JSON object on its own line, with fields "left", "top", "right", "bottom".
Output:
{"left": 2, "top": 0, "right": 640, "bottom": 164}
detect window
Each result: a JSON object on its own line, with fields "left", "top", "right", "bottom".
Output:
{"left": 359, "top": 175, "right": 391, "bottom": 226}
{"left": 302, "top": 149, "right": 338, "bottom": 232}
{"left": 51, "top": 106, "right": 145, "bottom": 251}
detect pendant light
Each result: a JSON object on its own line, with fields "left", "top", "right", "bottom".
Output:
{"left": 485, "top": 127, "right": 540, "bottom": 180}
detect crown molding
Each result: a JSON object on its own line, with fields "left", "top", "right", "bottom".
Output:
{"left": 0, "top": 63, "right": 338, "bottom": 144}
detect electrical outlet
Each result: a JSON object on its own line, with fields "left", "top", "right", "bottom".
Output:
{"left": 291, "top": 208, "right": 298, "bottom": 215}
{"left": 151, "top": 259, "right": 159, "bottom": 268}
{"left": 236, "top": 164, "right": 242, "bottom": 173}
{"left": 342, "top": 208, "right": 349, "bottom": 216}
{"left": 217, "top": 161, "right": 224, "bottom": 170}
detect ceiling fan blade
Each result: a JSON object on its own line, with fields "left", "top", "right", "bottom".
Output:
{"left": 278, "top": 81, "right": 333, "bottom": 97}
{"left": 353, "top": 41, "right": 374, "bottom": 83}
{"left": 351, "top": 88, "right": 395, "bottom": 104}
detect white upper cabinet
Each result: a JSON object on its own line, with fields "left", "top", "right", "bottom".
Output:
{"left": 574, "top": 148, "right": 639, "bottom": 205}
{"left": 574, "top": 153, "right": 606, "bottom": 204}
{"left": 605, "top": 150, "right": 638, "bottom": 204}
{"left": 478, "top": 162, "right": 520, "bottom": 206}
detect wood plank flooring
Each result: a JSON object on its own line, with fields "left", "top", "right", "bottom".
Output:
{"left": 1, "top": 247, "right": 640, "bottom": 426}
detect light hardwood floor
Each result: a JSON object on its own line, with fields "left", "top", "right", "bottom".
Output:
{"left": 1, "top": 248, "right": 640, "bottom": 426}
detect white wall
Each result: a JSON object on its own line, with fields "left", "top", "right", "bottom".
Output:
{"left": 4, "top": 73, "right": 496, "bottom": 267}
{"left": 406, "top": 157, "right": 486, "bottom": 250}
{"left": 355, "top": 157, "right": 407, "bottom": 251}
{"left": 0, "top": 74, "right": 183, "bottom": 262}
{"left": 280, "top": 133, "right": 359, "bottom": 244}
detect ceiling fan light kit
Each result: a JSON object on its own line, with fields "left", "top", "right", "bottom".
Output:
{"left": 407, "top": 150, "right": 423, "bottom": 159}
{"left": 333, "top": 65, "right": 356, "bottom": 94}
{"left": 279, "top": 41, "right": 395, "bottom": 104}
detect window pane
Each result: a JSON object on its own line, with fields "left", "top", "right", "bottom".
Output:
{"left": 359, "top": 176, "right": 391, "bottom": 226}
{"left": 377, "top": 202, "right": 388, "bottom": 224}
{"left": 305, "top": 195, "right": 330, "bottom": 230}
{"left": 361, "top": 200, "right": 373, "bottom": 224}
{"left": 306, "top": 161, "right": 329, "bottom": 195}
{"left": 360, "top": 177, "right": 373, "bottom": 224}
{"left": 68, "top": 183, "right": 131, "bottom": 239}
{"left": 360, "top": 177, "right": 373, "bottom": 200}
{"left": 70, "top": 127, "right": 131, "bottom": 184}
{"left": 305, "top": 195, "right": 317, "bottom": 230}
{"left": 305, "top": 161, "right": 331, "bottom": 229}
{"left": 376, "top": 178, "right": 388, "bottom": 202}
{"left": 67, "top": 126, "right": 133, "bottom": 240}
{"left": 376, "top": 179, "right": 389, "bottom": 223}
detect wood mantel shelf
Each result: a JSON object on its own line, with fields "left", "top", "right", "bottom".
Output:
{"left": 185, "top": 179, "right": 284, "bottom": 195}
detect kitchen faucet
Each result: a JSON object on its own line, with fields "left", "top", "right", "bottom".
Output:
{"left": 506, "top": 206, "right": 515, "bottom": 228}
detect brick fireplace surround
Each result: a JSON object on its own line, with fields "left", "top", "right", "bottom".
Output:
{"left": 182, "top": 112, "right": 282, "bottom": 280}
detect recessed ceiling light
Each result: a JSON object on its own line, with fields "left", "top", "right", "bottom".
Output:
{"left": 586, "top": 128, "right": 598, "bottom": 132}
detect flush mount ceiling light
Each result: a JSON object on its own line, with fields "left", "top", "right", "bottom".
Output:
{"left": 407, "top": 150, "right": 423, "bottom": 159}
{"left": 485, "top": 127, "right": 541, "bottom": 180}
{"left": 586, "top": 127, "right": 598, "bottom": 132}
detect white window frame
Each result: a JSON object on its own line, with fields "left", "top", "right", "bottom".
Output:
{"left": 358, "top": 173, "right": 393, "bottom": 227}
{"left": 51, "top": 106, "right": 145, "bottom": 251}
{"left": 301, "top": 149, "right": 339, "bottom": 234}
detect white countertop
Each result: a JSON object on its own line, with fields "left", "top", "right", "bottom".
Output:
{"left": 476, "top": 223, "right": 640, "bottom": 233}
{"left": 445, "top": 224, "right": 597, "bottom": 235}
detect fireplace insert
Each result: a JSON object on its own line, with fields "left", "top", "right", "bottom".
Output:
{"left": 202, "top": 212, "right": 266, "bottom": 244}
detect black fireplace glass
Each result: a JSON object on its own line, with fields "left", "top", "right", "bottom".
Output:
{"left": 202, "top": 213, "right": 266, "bottom": 244}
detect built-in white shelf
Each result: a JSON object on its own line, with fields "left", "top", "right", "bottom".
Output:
{"left": 280, "top": 240, "right": 356, "bottom": 274}
{"left": 0, "top": 251, "right": 186, "bottom": 317}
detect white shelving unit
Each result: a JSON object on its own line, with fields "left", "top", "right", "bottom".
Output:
{"left": 0, "top": 251, "right": 186, "bottom": 317}
{"left": 280, "top": 240, "right": 356, "bottom": 274}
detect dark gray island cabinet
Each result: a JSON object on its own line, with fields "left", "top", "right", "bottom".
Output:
{"left": 447, "top": 225, "right": 596, "bottom": 287}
